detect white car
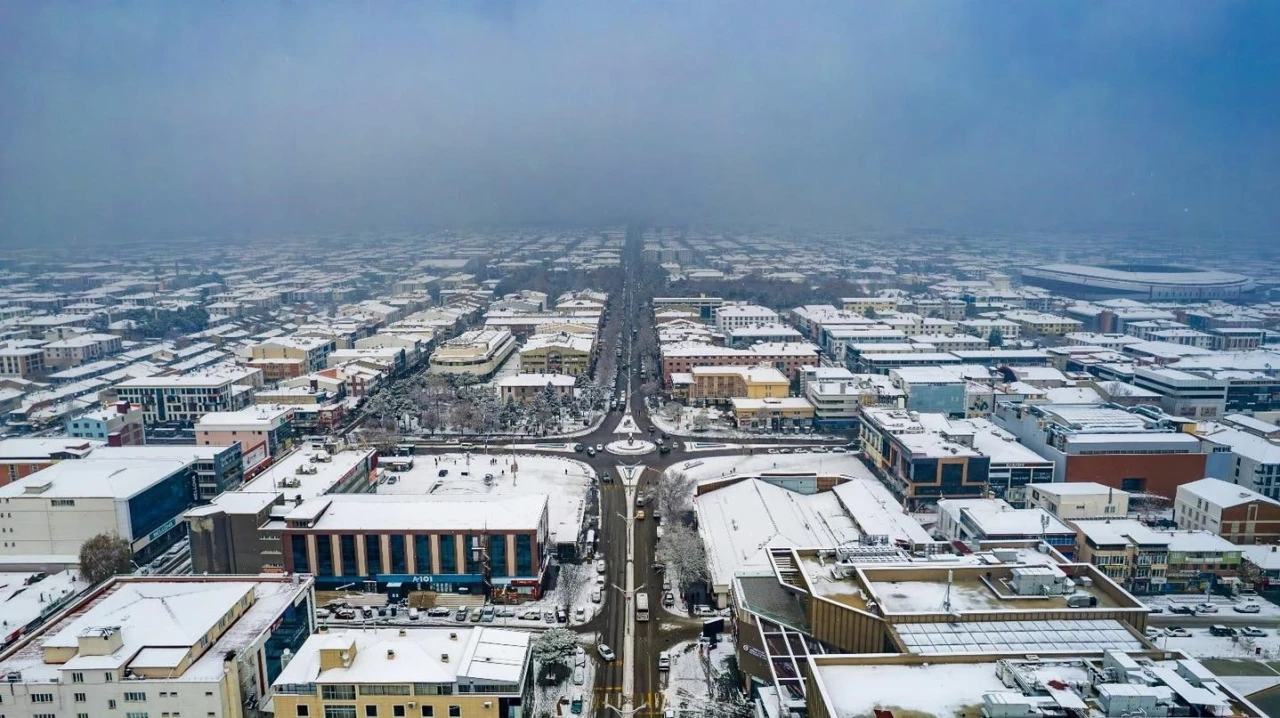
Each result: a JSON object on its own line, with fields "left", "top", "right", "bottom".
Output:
{"left": 1143, "top": 626, "right": 1161, "bottom": 640}
{"left": 574, "top": 607, "right": 586, "bottom": 622}
{"left": 1241, "top": 626, "right": 1268, "bottom": 637}
{"left": 1165, "top": 627, "right": 1191, "bottom": 638}
{"left": 591, "top": 589, "right": 602, "bottom": 603}
{"left": 694, "top": 605, "right": 716, "bottom": 617}
{"left": 596, "top": 559, "right": 606, "bottom": 574}
{"left": 1195, "top": 603, "right": 1219, "bottom": 614}
{"left": 598, "top": 644, "right": 616, "bottom": 661}
{"left": 657, "top": 650, "right": 671, "bottom": 671}
{"left": 1233, "top": 602, "right": 1262, "bottom": 614}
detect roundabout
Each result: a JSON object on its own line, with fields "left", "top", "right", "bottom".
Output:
{"left": 605, "top": 433, "right": 656, "bottom": 456}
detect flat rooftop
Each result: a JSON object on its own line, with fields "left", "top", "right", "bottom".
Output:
{"left": 238, "top": 447, "right": 374, "bottom": 512}
{"left": 866, "top": 567, "right": 1122, "bottom": 613}
{"left": 285, "top": 493, "right": 547, "bottom": 533}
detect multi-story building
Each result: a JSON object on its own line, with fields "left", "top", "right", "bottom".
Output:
{"left": 1027, "top": 482, "right": 1130, "bottom": 520}
{"left": 248, "top": 335, "right": 338, "bottom": 380}
{"left": 661, "top": 341, "right": 818, "bottom": 384}
{"left": 195, "top": 404, "right": 295, "bottom": 474}
{"left": 0, "top": 574, "right": 315, "bottom": 718}
{"left": 714, "top": 303, "right": 779, "bottom": 332}
{"left": 273, "top": 627, "right": 532, "bottom": 718}
{"left": 429, "top": 329, "right": 517, "bottom": 379}
{"left": 282, "top": 494, "right": 549, "bottom": 599}
{"left": 957, "top": 317, "right": 1021, "bottom": 341}
{"left": 1175, "top": 477, "right": 1280, "bottom": 544}
{"left": 1071, "top": 518, "right": 1171, "bottom": 593}
{"left": 496, "top": 373, "right": 576, "bottom": 403}
{"left": 1198, "top": 425, "right": 1280, "bottom": 499}
{"left": 1133, "top": 367, "right": 1228, "bottom": 419}
{"left": 1164, "top": 530, "right": 1243, "bottom": 592}
{"left": 804, "top": 374, "right": 904, "bottom": 429}
{"left": 728, "top": 397, "right": 815, "bottom": 430}
{"left": 0, "top": 437, "right": 100, "bottom": 485}
{"left": 40, "top": 332, "right": 123, "bottom": 368}
{"left": 840, "top": 297, "right": 901, "bottom": 315}
{"left": 517, "top": 331, "right": 594, "bottom": 377}
{"left": 725, "top": 323, "right": 804, "bottom": 348}
{"left": 114, "top": 366, "right": 263, "bottom": 426}
{"left": 689, "top": 365, "right": 790, "bottom": 405}
{"left": 1002, "top": 310, "right": 1084, "bottom": 336}
{"left": 993, "top": 403, "right": 1207, "bottom": 498}
{"left": 889, "top": 366, "right": 967, "bottom": 416}
{"left": 0, "top": 444, "right": 243, "bottom": 563}
{"left": 65, "top": 401, "right": 145, "bottom": 446}
{"left": 859, "top": 407, "right": 991, "bottom": 509}
{"left": 936, "top": 498, "right": 1077, "bottom": 557}
{"left": 0, "top": 347, "right": 46, "bottom": 378}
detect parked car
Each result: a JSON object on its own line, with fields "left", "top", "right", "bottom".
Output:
{"left": 469, "top": 608, "right": 483, "bottom": 623}
{"left": 1164, "top": 627, "right": 1191, "bottom": 638}
{"left": 316, "top": 608, "right": 332, "bottom": 619}
{"left": 596, "top": 559, "right": 606, "bottom": 574}
{"left": 1168, "top": 605, "right": 1197, "bottom": 615}
{"left": 544, "top": 611, "right": 556, "bottom": 624}
{"left": 455, "top": 608, "right": 469, "bottom": 622}
{"left": 427, "top": 607, "right": 451, "bottom": 618}
{"left": 591, "top": 589, "right": 602, "bottom": 603}
{"left": 1143, "top": 626, "right": 1161, "bottom": 640}
{"left": 336, "top": 608, "right": 357, "bottom": 620}
{"left": 1209, "top": 625, "right": 1237, "bottom": 637}
{"left": 480, "top": 607, "right": 496, "bottom": 623}
{"left": 497, "top": 608, "right": 516, "bottom": 618}
{"left": 408, "top": 608, "right": 420, "bottom": 621}
{"left": 598, "top": 644, "right": 616, "bottom": 661}
{"left": 1195, "top": 603, "right": 1219, "bottom": 614}
{"left": 574, "top": 607, "right": 586, "bottom": 622}
{"left": 520, "top": 609, "right": 542, "bottom": 620}
{"left": 663, "top": 592, "right": 675, "bottom": 607}
{"left": 657, "top": 650, "right": 671, "bottom": 671}
{"left": 694, "top": 605, "right": 716, "bottom": 617}
{"left": 556, "top": 607, "right": 568, "bottom": 623}
{"left": 1233, "top": 602, "right": 1262, "bottom": 614}
{"left": 438, "top": 469, "right": 449, "bottom": 477}
{"left": 1241, "top": 626, "right": 1268, "bottom": 637}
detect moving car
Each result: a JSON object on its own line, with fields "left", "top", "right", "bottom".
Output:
{"left": 1168, "top": 605, "right": 1196, "bottom": 615}
{"left": 598, "top": 644, "right": 616, "bottom": 661}
{"left": 636, "top": 510, "right": 645, "bottom": 520}
{"left": 659, "top": 444, "right": 670, "bottom": 454}
{"left": 663, "top": 592, "right": 675, "bottom": 607}
{"left": 595, "top": 443, "right": 604, "bottom": 452}
{"left": 574, "top": 443, "right": 585, "bottom": 452}
{"left": 657, "top": 650, "right": 671, "bottom": 671}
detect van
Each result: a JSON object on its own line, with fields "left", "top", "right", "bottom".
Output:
{"left": 657, "top": 651, "right": 671, "bottom": 671}
{"left": 460, "top": 443, "right": 475, "bottom": 452}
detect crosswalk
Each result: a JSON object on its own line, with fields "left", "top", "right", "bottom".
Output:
{"left": 592, "top": 687, "right": 668, "bottom": 714}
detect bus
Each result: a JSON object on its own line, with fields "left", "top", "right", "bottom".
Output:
{"left": 636, "top": 592, "right": 650, "bottom": 622}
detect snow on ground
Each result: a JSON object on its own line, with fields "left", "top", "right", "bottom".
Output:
{"left": 666, "top": 451, "right": 874, "bottom": 485}
{"left": 1144, "top": 593, "right": 1280, "bottom": 618}
{"left": 1157, "top": 626, "right": 1280, "bottom": 660}
{"left": 378, "top": 452, "right": 595, "bottom": 544}
{"left": 613, "top": 414, "right": 641, "bottom": 434}
{"left": 662, "top": 636, "right": 738, "bottom": 716}
{"left": 510, "top": 442, "right": 577, "bottom": 453}
{"left": 532, "top": 641, "right": 597, "bottom": 718}
{"left": 480, "top": 351, "right": 522, "bottom": 389}
{"left": 649, "top": 406, "right": 843, "bottom": 441}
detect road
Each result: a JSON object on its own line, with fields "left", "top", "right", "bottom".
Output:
{"left": 396, "top": 228, "right": 846, "bottom": 716}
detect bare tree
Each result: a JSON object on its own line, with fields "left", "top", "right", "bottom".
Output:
{"left": 656, "top": 469, "right": 697, "bottom": 519}
{"left": 657, "top": 523, "right": 710, "bottom": 595}
{"left": 79, "top": 533, "right": 133, "bottom": 585}
{"left": 558, "top": 562, "right": 585, "bottom": 613}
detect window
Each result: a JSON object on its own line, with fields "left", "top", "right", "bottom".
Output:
{"left": 324, "top": 707, "right": 357, "bottom": 718}
{"left": 51, "top": 499, "right": 75, "bottom": 507}
{"left": 422, "top": 708, "right": 435, "bottom": 717}
{"left": 31, "top": 693, "right": 54, "bottom": 703}
{"left": 75, "top": 692, "right": 87, "bottom": 702}
{"left": 111, "top": 699, "right": 119, "bottom": 709}
{"left": 366, "top": 707, "right": 379, "bottom": 717}
{"left": 72, "top": 671, "right": 84, "bottom": 683}
{"left": 394, "top": 707, "right": 406, "bottom": 717}
{"left": 127, "top": 713, "right": 151, "bottom": 718}
{"left": 297, "top": 707, "right": 310, "bottom": 717}
{"left": 322, "top": 685, "right": 357, "bottom": 701}
{"left": 125, "top": 691, "right": 148, "bottom": 702}
{"left": 105, "top": 672, "right": 115, "bottom": 682}
{"left": 449, "top": 706, "right": 461, "bottom": 717}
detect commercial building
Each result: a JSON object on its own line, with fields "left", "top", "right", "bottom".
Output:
{"left": 185, "top": 446, "right": 379, "bottom": 575}
{"left": 250, "top": 336, "right": 339, "bottom": 378}
{"left": 689, "top": 365, "right": 789, "bottom": 405}
{"left": 517, "top": 331, "right": 593, "bottom": 377}
{"left": 936, "top": 498, "right": 1077, "bottom": 557}
{"left": 858, "top": 408, "right": 991, "bottom": 509}
{"left": 195, "top": 404, "right": 296, "bottom": 474}
{"left": 714, "top": 304, "right": 779, "bottom": 332}
{"left": 1022, "top": 263, "right": 1256, "bottom": 300}
{"left": 114, "top": 366, "right": 262, "bottom": 426}
{"left": 804, "top": 375, "right": 904, "bottom": 429}
{"left": 282, "top": 494, "right": 549, "bottom": 599}
{"left": 0, "top": 575, "right": 316, "bottom": 718}
{"left": 273, "top": 627, "right": 532, "bottom": 718}
{"left": 65, "top": 401, "right": 145, "bottom": 446}
{"left": 1071, "top": 518, "right": 1171, "bottom": 593}
{"left": 0, "top": 437, "right": 100, "bottom": 485}
{"left": 429, "top": 330, "right": 517, "bottom": 379}
{"left": 1175, "top": 477, "right": 1280, "bottom": 544}
{"left": 661, "top": 341, "right": 818, "bottom": 384}
{"left": 725, "top": 323, "right": 804, "bottom": 348}
{"left": 889, "top": 366, "right": 967, "bottom": 416}
{"left": 1133, "top": 367, "right": 1228, "bottom": 419}
{"left": 1027, "top": 482, "right": 1130, "bottom": 520}
{"left": 0, "top": 445, "right": 244, "bottom": 563}
{"left": 992, "top": 403, "right": 1207, "bottom": 499}
{"left": 496, "top": 373, "right": 576, "bottom": 403}
{"left": 1196, "top": 425, "right": 1280, "bottom": 500}
{"left": 728, "top": 397, "right": 815, "bottom": 430}
{"left": 1164, "top": 530, "right": 1243, "bottom": 592}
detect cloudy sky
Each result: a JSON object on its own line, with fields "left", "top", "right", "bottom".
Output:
{"left": 1, "top": 2, "right": 1277, "bottom": 243}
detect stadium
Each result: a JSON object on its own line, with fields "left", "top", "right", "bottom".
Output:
{"left": 1021, "top": 263, "right": 1256, "bottom": 300}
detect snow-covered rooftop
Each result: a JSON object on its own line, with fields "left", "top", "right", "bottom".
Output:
{"left": 285, "top": 493, "right": 547, "bottom": 532}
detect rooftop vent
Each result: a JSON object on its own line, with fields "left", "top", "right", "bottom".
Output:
{"left": 441, "top": 653, "right": 450, "bottom": 663}
{"left": 387, "top": 649, "right": 396, "bottom": 660}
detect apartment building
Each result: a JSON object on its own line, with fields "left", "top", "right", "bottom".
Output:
{"left": 195, "top": 404, "right": 295, "bottom": 473}
{"left": 65, "top": 401, "right": 145, "bottom": 446}
{"left": 115, "top": 366, "right": 262, "bottom": 426}
{"left": 429, "top": 329, "right": 517, "bottom": 379}
{"left": 1165, "top": 530, "right": 1243, "bottom": 592}
{"left": 0, "top": 347, "right": 46, "bottom": 378}
{"left": 714, "top": 304, "right": 780, "bottom": 332}
{"left": 726, "top": 323, "right": 804, "bottom": 348}
{"left": 689, "top": 365, "right": 789, "bottom": 405}
{"left": 497, "top": 373, "right": 576, "bottom": 403}
{"left": 1071, "top": 518, "right": 1170, "bottom": 594}
{"left": 1175, "top": 477, "right": 1280, "bottom": 544}
{"left": 249, "top": 335, "right": 339, "bottom": 380}
{"left": 804, "top": 374, "right": 904, "bottom": 429}
{"left": 273, "top": 627, "right": 531, "bottom": 718}
{"left": 936, "top": 498, "right": 1077, "bottom": 557}
{"left": 1002, "top": 310, "right": 1084, "bottom": 336}
{"left": 661, "top": 341, "right": 818, "bottom": 384}
{"left": 0, "top": 575, "right": 315, "bottom": 718}
{"left": 0, "top": 437, "right": 100, "bottom": 485}
{"left": 518, "top": 331, "right": 594, "bottom": 377}
{"left": 840, "top": 296, "right": 901, "bottom": 315}
{"left": 1027, "top": 482, "right": 1130, "bottom": 520}
{"left": 41, "top": 332, "right": 123, "bottom": 368}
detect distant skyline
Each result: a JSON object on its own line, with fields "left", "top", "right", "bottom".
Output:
{"left": 1, "top": 2, "right": 1278, "bottom": 244}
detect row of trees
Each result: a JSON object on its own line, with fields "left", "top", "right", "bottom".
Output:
{"left": 653, "top": 470, "right": 710, "bottom": 596}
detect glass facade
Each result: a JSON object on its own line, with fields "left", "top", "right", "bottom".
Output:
{"left": 291, "top": 535, "right": 308, "bottom": 573}
{"left": 127, "top": 471, "right": 193, "bottom": 544}
{"left": 465, "top": 534, "right": 480, "bottom": 574}
{"left": 439, "top": 535, "right": 457, "bottom": 573}
{"left": 340, "top": 535, "right": 358, "bottom": 576}
{"left": 414, "top": 535, "right": 432, "bottom": 574}
{"left": 263, "top": 592, "right": 311, "bottom": 684}
{"left": 364, "top": 534, "right": 383, "bottom": 576}
{"left": 515, "top": 534, "right": 533, "bottom": 576}
{"left": 389, "top": 535, "right": 408, "bottom": 574}
{"left": 489, "top": 534, "right": 507, "bottom": 577}
{"left": 316, "top": 534, "right": 334, "bottom": 576}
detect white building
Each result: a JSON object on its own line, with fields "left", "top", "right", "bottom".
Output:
{"left": 714, "top": 304, "right": 779, "bottom": 332}
{"left": 0, "top": 575, "right": 315, "bottom": 718}
{"left": 1026, "top": 482, "right": 1130, "bottom": 520}
{"left": 428, "top": 329, "right": 517, "bottom": 379}
{"left": 114, "top": 366, "right": 262, "bottom": 425}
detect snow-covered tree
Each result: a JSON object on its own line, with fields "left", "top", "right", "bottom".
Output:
{"left": 531, "top": 627, "right": 579, "bottom": 667}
